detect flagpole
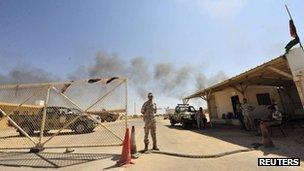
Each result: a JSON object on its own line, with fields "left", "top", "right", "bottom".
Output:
{"left": 285, "top": 4, "right": 304, "bottom": 50}
{"left": 284, "top": 4, "right": 292, "bottom": 20}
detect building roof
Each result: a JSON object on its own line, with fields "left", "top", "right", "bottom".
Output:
{"left": 184, "top": 55, "right": 294, "bottom": 100}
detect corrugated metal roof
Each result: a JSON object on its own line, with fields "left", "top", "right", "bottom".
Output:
{"left": 183, "top": 55, "right": 288, "bottom": 100}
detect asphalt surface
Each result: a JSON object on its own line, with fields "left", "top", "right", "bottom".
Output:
{"left": 0, "top": 118, "right": 303, "bottom": 171}
{"left": 0, "top": 120, "right": 127, "bottom": 149}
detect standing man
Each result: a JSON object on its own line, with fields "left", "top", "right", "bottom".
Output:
{"left": 196, "top": 107, "right": 203, "bottom": 129}
{"left": 240, "top": 98, "right": 255, "bottom": 131}
{"left": 202, "top": 109, "right": 207, "bottom": 129}
{"left": 141, "top": 93, "right": 159, "bottom": 151}
{"left": 236, "top": 101, "right": 245, "bottom": 130}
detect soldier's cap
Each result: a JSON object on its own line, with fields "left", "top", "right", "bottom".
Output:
{"left": 148, "top": 93, "right": 153, "bottom": 97}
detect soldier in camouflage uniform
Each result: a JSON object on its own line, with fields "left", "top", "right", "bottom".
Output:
{"left": 141, "top": 93, "right": 159, "bottom": 151}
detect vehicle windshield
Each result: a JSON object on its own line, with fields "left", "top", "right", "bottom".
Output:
{"left": 70, "top": 108, "right": 83, "bottom": 115}
{"left": 176, "top": 106, "right": 196, "bottom": 113}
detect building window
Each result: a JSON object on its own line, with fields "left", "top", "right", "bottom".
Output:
{"left": 256, "top": 93, "right": 271, "bottom": 105}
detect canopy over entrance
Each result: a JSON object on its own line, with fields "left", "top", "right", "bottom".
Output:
{"left": 184, "top": 55, "right": 294, "bottom": 101}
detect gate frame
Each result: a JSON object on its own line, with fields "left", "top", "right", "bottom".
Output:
{"left": 0, "top": 77, "right": 128, "bottom": 151}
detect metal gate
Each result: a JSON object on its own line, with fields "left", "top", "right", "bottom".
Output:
{"left": 0, "top": 77, "right": 128, "bottom": 150}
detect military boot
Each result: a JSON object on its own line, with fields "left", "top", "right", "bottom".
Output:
{"left": 152, "top": 145, "right": 159, "bottom": 151}
{"left": 143, "top": 144, "right": 148, "bottom": 152}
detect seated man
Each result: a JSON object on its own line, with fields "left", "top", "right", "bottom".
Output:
{"left": 260, "top": 105, "right": 282, "bottom": 132}
{"left": 265, "top": 105, "right": 282, "bottom": 125}
{"left": 256, "top": 103, "right": 282, "bottom": 133}
{"left": 259, "top": 105, "right": 282, "bottom": 147}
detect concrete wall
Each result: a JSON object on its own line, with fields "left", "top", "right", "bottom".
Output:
{"left": 211, "top": 85, "right": 283, "bottom": 120}
{"left": 286, "top": 47, "right": 304, "bottom": 108}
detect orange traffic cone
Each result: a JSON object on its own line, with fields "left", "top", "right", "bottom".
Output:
{"left": 131, "top": 126, "right": 139, "bottom": 158}
{"left": 117, "top": 128, "right": 134, "bottom": 166}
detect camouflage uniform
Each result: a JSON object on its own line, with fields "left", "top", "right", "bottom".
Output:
{"left": 240, "top": 103, "right": 255, "bottom": 130}
{"left": 141, "top": 100, "right": 157, "bottom": 148}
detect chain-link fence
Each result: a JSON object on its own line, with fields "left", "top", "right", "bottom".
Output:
{"left": 0, "top": 77, "right": 128, "bottom": 150}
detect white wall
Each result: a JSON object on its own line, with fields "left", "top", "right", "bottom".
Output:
{"left": 213, "top": 88, "right": 243, "bottom": 118}
{"left": 286, "top": 47, "right": 304, "bottom": 108}
{"left": 213, "top": 85, "right": 282, "bottom": 119}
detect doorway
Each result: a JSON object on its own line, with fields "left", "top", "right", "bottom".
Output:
{"left": 230, "top": 95, "right": 240, "bottom": 118}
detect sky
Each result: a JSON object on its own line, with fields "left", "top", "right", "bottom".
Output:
{"left": 0, "top": 0, "right": 304, "bottom": 112}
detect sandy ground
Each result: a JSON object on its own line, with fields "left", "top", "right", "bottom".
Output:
{"left": 0, "top": 117, "right": 303, "bottom": 171}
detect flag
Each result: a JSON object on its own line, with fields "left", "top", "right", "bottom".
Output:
{"left": 285, "top": 36, "right": 299, "bottom": 52}
{"left": 285, "top": 19, "right": 300, "bottom": 52}
{"left": 289, "top": 19, "right": 297, "bottom": 38}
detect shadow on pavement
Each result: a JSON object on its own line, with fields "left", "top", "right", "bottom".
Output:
{"left": 166, "top": 122, "right": 304, "bottom": 161}
{"left": 0, "top": 151, "right": 119, "bottom": 168}
{"left": 0, "top": 131, "right": 98, "bottom": 139}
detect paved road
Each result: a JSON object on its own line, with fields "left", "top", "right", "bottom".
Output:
{"left": 0, "top": 119, "right": 127, "bottom": 149}
{"left": 0, "top": 118, "right": 303, "bottom": 171}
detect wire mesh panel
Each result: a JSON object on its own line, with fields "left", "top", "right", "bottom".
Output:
{"left": 0, "top": 85, "right": 49, "bottom": 149}
{"left": 0, "top": 78, "right": 128, "bottom": 150}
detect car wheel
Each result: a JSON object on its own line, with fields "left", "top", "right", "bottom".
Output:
{"left": 19, "top": 124, "right": 34, "bottom": 136}
{"left": 170, "top": 119, "right": 175, "bottom": 126}
{"left": 106, "top": 116, "right": 112, "bottom": 122}
{"left": 74, "top": 122, "right": 87, "bottom": 134}
{"left": 86, "top": 128, "right": 94, "bottom": 133}
{"left": 43, "top": 130, "right": 50, "bottom": 135}
{"left": 181, "top": 119, "right": 187, "bottom": 129}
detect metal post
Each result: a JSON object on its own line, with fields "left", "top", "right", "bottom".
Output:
{"left": 206, "top": 99, "right": 213, "bottom": 128}
{"left": 38, "top": 86, "right": 51, "bottom": 145}
{"left": 206, "top": 90, "right": 213, "bottom": 128}
{"left": 125, "top": 78, "right": 128, "bottom": 129}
